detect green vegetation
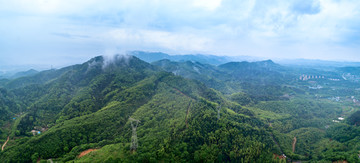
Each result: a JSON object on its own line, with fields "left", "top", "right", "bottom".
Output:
{"left": 0, "top": 55, "right": 359, "bottom": 162}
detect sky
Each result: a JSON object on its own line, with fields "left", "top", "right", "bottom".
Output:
{"left": 0, "top": 0, "right": 360, "bottom": 70}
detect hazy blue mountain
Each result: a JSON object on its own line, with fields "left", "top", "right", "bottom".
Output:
{"left": 0, "top": 69, "right": 38, "bottom": 80}
{"left": 276, "top": 58, "right": 360, "bottom": 68}
{"left": 133, "top": 51, "right": 360, "bottom": 70}
{"left": 131, "top": 51, "right": 233, "bottom": 65}
{"left": 11, "top": 69, "right": 38, "bottom": 78}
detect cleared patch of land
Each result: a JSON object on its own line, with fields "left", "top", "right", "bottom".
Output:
{"left": 78, "top": 149, "right": 98, "bottom": 158}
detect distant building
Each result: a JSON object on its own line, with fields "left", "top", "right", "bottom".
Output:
{"left": 31, "top": 130, "right": 41, "bottom": 136}
{"left": 299, "top": 75, "right": 325, "bottom": 81}
{"left": 309, "top": 85, "right": 323, "bottom": 89}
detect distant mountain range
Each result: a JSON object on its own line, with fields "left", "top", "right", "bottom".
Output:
{"left": 131, "top": 51, "right": 260, "bottom": 65}
{"left": 2, "top": 51, "right": 360, "bottom": 79}
{"left": 132, "top": 51, "right": 360, "bottom": 68}
{"left": 0, "top": 69, "right": 38, "bottom": 79}
{"left": 275, "top": 58, "right": 360, "bottom": 68}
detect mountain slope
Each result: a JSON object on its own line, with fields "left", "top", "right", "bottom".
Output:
{"left": 0, "top": 55, "right": 276, "bottom": 162}
{"left": 2, "top": 54, "right": 358, "bottom": 162}
{"left": 218, "top": 60, "right": 288, "bottom": 83}
{"left": 153, "top": 59, "right": 295, "bottom": 102}
{"left": 152, "top": 59, "right": 234, "bottom": 93}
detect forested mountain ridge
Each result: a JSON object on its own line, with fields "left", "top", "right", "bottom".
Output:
{"left": 153, "top": 57, "right": 360, "bottom": 162}
{"left": 152, "top": 59, "right": 233, "bottom": 93}
{"left": 0, "top": 55, "right": 278, "bottom": 162}
{"left": 132, "top": 51, "right": 234, "bottom": 65}
{"left": 153, "top": 59, "right": 295, "bottom": 101}
{"left": 0, "top": 55, "right": 359, "bottom": 162}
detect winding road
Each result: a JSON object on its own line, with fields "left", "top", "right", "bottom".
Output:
{"left": 1, "top": 136, "right": 9, "bottom": 151}
{"left": 292, "top": 137, "right": 297, "bottom": 153}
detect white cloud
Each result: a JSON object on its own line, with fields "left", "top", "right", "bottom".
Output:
{"left": 105, "top": 28, "right": 213, "bottom": 53}
{"left": 287, "top": 0, "right": 360, "bottom": 43}
{"left": 192, "top": 0, "right": 222, "bottom": 11}
{"left": 1, "top": 0, "right": 360, "bottom": 68}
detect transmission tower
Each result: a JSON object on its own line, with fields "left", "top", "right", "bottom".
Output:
{"left": 129, "top": 117, "right": 140, "bottom": 152}
{"left": 217, "top": 105, "right": 221, "bottom": 120}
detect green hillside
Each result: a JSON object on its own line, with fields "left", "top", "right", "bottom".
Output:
{"left": 0, "top": 55, "right": 359, "bottom": 162}
{"left": 0, "top": 55, "right": 276, "bottom": 162}
{"left": 153, "top": 58, "right": 360, "bottom": 162}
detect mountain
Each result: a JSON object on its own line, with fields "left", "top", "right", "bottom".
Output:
{"left": 276, "top": 58, "right": 360, "bottom": 69}
{"left": 0, "top": 88, "right": 16, "bottom": 120}
{"left": 0, "top": 55, "right": 275, "bottom": 162}
{"left": 152, "top": 59, "right": 234, "bottom": 93}
{"left": 1, "top": 55, "right": 360, "bottom": 162}
{"left": 153, "top": 58, "right": 360, "bottom": 162}
{"left": 153, "top": 59, "right": 295, "bottom": 101}
{"left": 0, "top": 69, "right": 38, "bottom": 80}
{"left": 11, "top": 69, "right": 38, "bottom": 79}
{"left": 133, "top": 51, "right": 360, "bottom": 69}
{"left": 131, "top": 51, "right": 233, "bottom": 65}
{"left": 153, "top": 59, "right": 291, "bottom": 87}
{"left": 218, "top": 60, "right": 287, "bottom": 82}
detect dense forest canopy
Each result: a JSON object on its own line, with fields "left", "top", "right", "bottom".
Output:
{"left": 0, "top": 54, "right": 359, "bottom": 162}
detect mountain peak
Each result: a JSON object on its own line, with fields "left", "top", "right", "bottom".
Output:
{"left": 218, "top": 59, "right": 280, "bottom": 71}
{"left": 261, "top": 59, "right": 275, "bottom": 64}
{"left": 85, "top": 54, "right": 137, "bottom": 71}
{"left": 256, "top": 59, "right": 278, "bottom": 67}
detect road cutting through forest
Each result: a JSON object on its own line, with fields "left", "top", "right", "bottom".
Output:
{"left": 1, "top": 136, "right": 9, "bottom": 151}
{"left": 292, "top": 137, "right": 297, "bottom": 153}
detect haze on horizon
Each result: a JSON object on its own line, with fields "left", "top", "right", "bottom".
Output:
{"left": 1, "top": 0, "right": 360, "bottom": 70}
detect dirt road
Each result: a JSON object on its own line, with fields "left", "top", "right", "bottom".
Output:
{"left": 292, "top": 137, "right": 297, "bottom": 153}
{"left": 2, "top": 136, "right": 9, "bottom": 151}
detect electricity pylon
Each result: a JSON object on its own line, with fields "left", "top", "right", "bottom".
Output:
{"left": 217, "top": 105, "right": 221, "bottom": 120}
{"left": 129, "top": 117, "right": 140, "bottom": 152}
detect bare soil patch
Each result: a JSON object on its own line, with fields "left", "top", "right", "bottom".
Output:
{"left": 78, "top": 149, "right": 98, "bottom": 158}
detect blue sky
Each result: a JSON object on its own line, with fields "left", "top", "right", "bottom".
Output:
{"left": 0, "top": 0, "right": 360, "bottom": 70}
